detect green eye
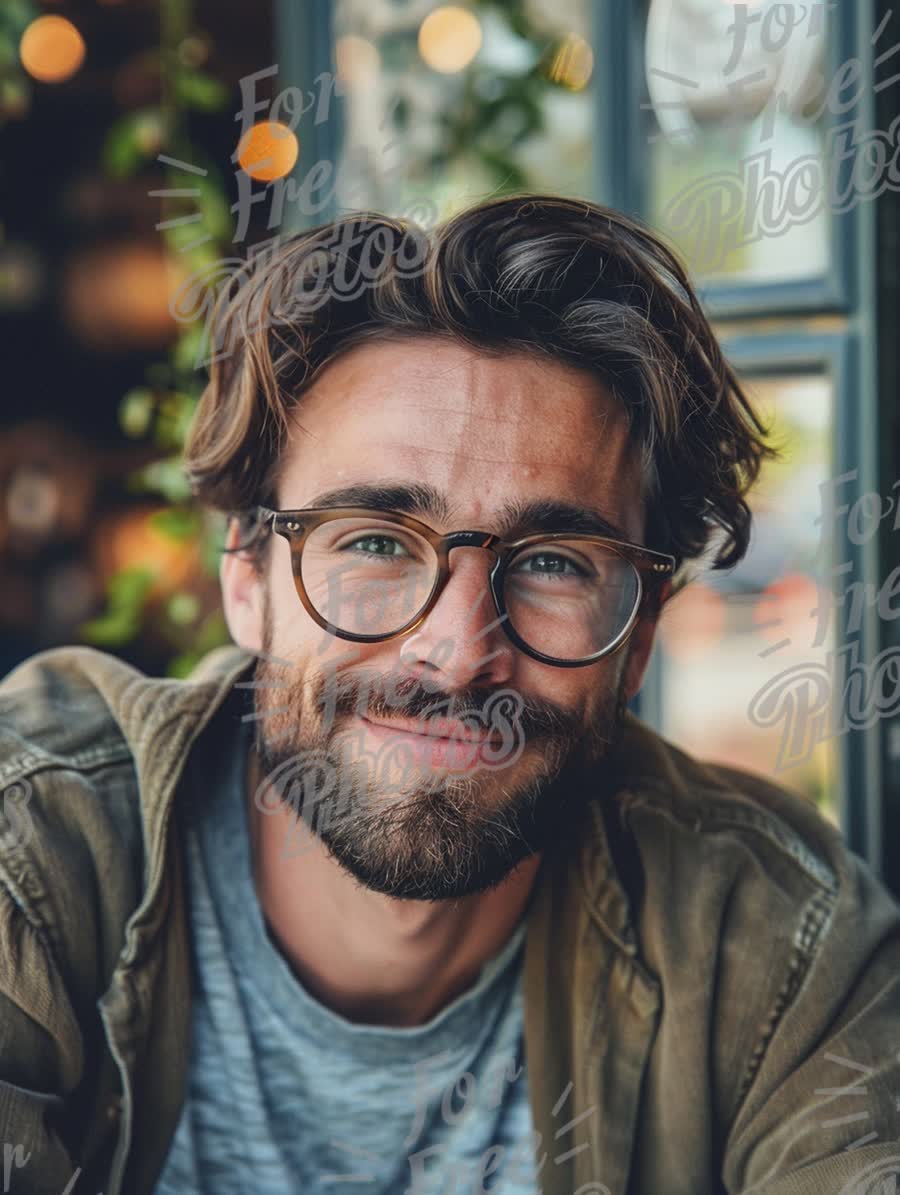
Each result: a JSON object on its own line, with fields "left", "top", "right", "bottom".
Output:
{"left": 345, "top": 535, "right": 410, "bottom": 557}
{"left": 513, "top": 552, "right": 585, "bottom": 577}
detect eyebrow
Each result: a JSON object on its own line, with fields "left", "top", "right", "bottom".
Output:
{"left": 298, "top": 482, "right": 632, "bottom": 542}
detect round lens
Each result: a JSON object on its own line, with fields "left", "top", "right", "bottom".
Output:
{"left": 299, "top": 517, "right": 439, "bottom": 636}
{"left": 503, "top": 540, "right": 640, "bottom": 661}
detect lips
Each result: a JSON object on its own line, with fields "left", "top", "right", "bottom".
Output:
{"left": 356, "top": 712, "right": 509, "bottom": 774}
{"left": 360, "top": 714, "right": 500, "bottom": 746}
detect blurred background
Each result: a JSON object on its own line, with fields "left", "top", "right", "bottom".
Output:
{"left": 1, "top": 0, "right": 898, "bottom": 892}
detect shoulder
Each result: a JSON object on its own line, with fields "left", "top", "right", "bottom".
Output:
{"left": 0, "top": 644, "right": 143, "bottom": 775}
{"left": 0, "top": 645, "right": 145, "bottom": 911}
{"left": 601, "top": 716, "right": 900, "bottom": 1098}
{"left": 0, "top": 645, "right": 173, "bottom": 1155}
{"left": 0, "top": 642, "right": 252, "bottom": 1086}
{"left": 0, "top": 640, "right": 251, "bottom": 795}
{"left": 0, "top": 640, "right": 254, "bottom": 930}
{"left": 595, "top": 716, "right": 900, "bottom": 1124}
{"left": 0, "top": 646, "right": 177, "bottom": 997}
{"left": 606, "top": 712, "right": 845, "bottom": 902}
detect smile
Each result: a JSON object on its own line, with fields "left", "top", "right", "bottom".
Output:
{"left": 360, "top": 714, "right": 501, "bottom": 744}
{"left": 356, "top": 715, "right": 504, "bottom": 771}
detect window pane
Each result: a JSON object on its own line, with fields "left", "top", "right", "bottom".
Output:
{"left": 332, "top": 0, "right": 593, "bottom": 218}
{"left": 643, "top": 0, "right": 832, "bottom": 283}
{"left": 655, "top": 372, "right": 839, "bottom": 826}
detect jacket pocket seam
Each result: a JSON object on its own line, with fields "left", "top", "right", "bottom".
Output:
{"left": 730, "top": 884, "right": 838, "bottom": 1123}
{"left": 0, "top": 742, "right": 134, "bottom": 790}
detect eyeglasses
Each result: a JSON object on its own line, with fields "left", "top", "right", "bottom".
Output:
{"left": 244, "top": 505, "right": 676, "bottom": 668}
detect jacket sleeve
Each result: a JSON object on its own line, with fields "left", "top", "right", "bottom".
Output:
{"left": 0, "top": 883, "right": 85, "bottom": 1195}
{"left": 723, "top": 847, "right": 900, "bottom": 1194}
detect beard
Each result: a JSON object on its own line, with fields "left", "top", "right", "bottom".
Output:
{"left": 248, "top": 592, "right": 628, "bottom": 902}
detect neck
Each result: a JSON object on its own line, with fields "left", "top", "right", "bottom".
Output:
{"left": 245, "top": 745, "right": 542, "bottom": 1027}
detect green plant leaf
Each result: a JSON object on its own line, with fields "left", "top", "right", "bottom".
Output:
{"left": 0, "top": 0, "right": 35, "bottom": 37}
{"left": 138, "top": 457, "right": 192, "bottom": 502}
{"left": 166, "top": 591, "right": 200, "bottom": 624}
{"left": 78, "top": 567, "right": 157, "bottom": 647}
{"left": 150, "top": 506, "right": 200, "bottom": 541}
{"left": 102, "top": 109, "right": 163, "bottom": 177}
{"left": 194, "top": 174, "right": 232, "bottom": 239}
{"left": 166, "top": 610, "right": 230, "bottom": 677}
{"left": 119, "top": 387, "right": 156, "bottom": 439}
{"left": 174, "top": 69, "right": 229, "bottom": 112}
{"left": 171, "top": 324, "right": 208, "bottom": 374}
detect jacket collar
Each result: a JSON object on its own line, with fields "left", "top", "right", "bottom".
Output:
{"left": 99, "top": 643, "right": 260, "bottom": 966}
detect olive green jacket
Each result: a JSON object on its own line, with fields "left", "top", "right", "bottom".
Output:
{"left": 1, "top": 643, "right": 898, "bottom": 1195}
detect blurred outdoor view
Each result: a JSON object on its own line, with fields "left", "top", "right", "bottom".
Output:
{"left": 0, "top": 0, "right": 851, "bottom": 826}
{"left": 655, "top": 373, "right": 839, "bottom": 825}
{"left": 645, "top": 0, "right": 832, "bottom": 282}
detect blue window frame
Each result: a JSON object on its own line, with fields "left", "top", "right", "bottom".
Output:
{"left": 600, "top": 0, "right": 898, "bottom": 891}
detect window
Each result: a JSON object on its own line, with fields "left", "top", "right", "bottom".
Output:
{"left": 629, "top": 0, "right": 897, "bottom": 887}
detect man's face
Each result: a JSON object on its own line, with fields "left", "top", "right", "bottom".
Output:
{"left": 223, "top": 335, "right": 660, "bottom": 902}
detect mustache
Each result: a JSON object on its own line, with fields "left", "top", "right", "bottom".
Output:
{"left": 313, "top": 668, "right": 583, "bottom": 743}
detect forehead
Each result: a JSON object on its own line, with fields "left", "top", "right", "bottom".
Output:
{"left": 278, "top": 335, "right": 645, "bottom": 540}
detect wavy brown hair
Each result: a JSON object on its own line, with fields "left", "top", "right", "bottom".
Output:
{"left": 184, "top": 194, "right": 779, "bottom": 598}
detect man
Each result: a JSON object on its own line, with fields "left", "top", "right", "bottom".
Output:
{"left": 0, "top": 195, "right": 898, "bottom": 1195}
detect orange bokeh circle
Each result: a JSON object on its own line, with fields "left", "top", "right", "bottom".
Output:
{"left": 20, "top": 16, "right": 85, "bottom": 84}
{"left": 236, "top": 121, "right": 299, "bottom": 182}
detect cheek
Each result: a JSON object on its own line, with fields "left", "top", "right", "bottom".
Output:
{"left": 267, "top": 546, "right": 318, "bottom": 642}
{"left": 553, "top": 657, "right": 625, "bottom": 720}
{"left": 266, "top": 600, "right": 387, "bottom": 705}
{"left": 503, "top": 658, "right": 605, "bottom": 723}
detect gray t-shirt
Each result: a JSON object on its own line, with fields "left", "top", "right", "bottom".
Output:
{"left": 153, "top": 714, "right": 541, "bottom": 1194}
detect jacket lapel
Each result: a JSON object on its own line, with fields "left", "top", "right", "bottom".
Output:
{"left": 98, "top": 645, "right": 258, "bottom": 1194}
{"left": 523, "top": 764, "right": 662, "bottom": 1195}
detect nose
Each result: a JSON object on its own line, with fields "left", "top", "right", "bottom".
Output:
{"left": 398, "top": 545, "right": 515, "bottom": 691}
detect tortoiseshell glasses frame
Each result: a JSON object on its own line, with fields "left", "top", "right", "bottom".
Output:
{"left": 238, "top": 505, "right": 677, "bottom": 669}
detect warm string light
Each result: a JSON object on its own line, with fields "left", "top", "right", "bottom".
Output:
{"left": 19, "top": 15, "right": 85, "bottom": 84}
{"left": 236, "top": 121, "right": 299, "bottom": 181}
{"left": 335, "top": 35, "right": 380, "bottom": 90}
{"left": 418, "top": 6, "right": 482, "bottom": 74}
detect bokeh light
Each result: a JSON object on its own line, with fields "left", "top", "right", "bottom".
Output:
{"left": 418, "top": 7, "right": 482, "bottom": 75}
{"left": 19, "top": 16, "right": 85, "bottom": 84}
{"left": 546, "top": 33, "right": 593, "bottom": 90}
{"left": 62, "top": 243, "right": 189, "bottom": 352}
{"left": 236, "top": 121, "right": 299, "bottom": 182}
{"left": 657, "top": 582, "right": 727, "bottom": 660}
{"left": 753, "top": 572, "right": 822, "bottom": 643}
{"left": 93, "top": 507, "right": 199, "bottom": 601}
{"left": 335, "top": 35, "right": 380, "bottom": 90}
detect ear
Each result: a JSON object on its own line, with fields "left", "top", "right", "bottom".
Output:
{"left": 622, "top": 578, "right": 673, "bottom": 701}
{"left": 219, "top": 517, "right": 266, "bottom": 651}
